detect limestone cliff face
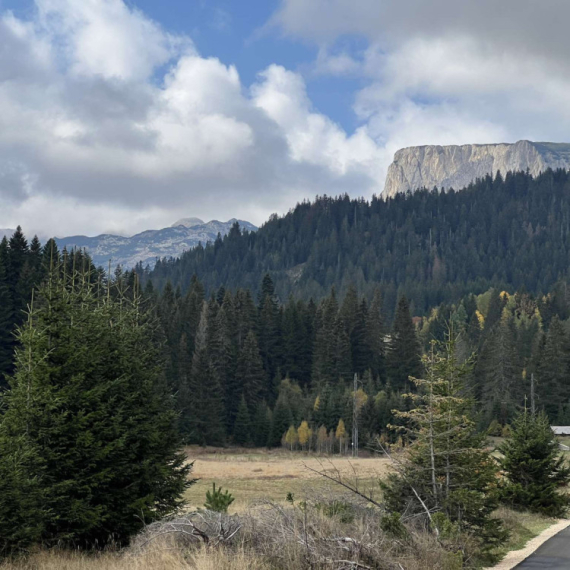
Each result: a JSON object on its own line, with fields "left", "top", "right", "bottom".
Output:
{"left": 383, "top": 140, "right": 570, "bottom": 197}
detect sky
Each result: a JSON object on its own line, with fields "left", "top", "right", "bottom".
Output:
{"left": 1, "top": 0, "right": 570, "bottom": 237}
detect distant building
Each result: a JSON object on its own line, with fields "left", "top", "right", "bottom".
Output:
{"left": 551, "top": 426, "right": 570, "bottom": 436}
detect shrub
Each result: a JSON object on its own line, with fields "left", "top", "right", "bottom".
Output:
{"left": 205, "top": 483, "right": 235, "bottom": 513}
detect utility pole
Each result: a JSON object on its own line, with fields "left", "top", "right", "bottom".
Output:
{"left": 352, "top": 373, "right": 359, "bottom": 457}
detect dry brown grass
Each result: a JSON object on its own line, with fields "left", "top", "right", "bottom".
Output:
{"left": 184, "top": 447, "right": 391, "bottom": 511}
{"left": 0, "top": 547, "right": 271, "bottom": 570}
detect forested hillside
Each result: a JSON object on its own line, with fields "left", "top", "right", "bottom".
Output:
{"left": 145, "top": 169, "right": 570, "bottom": 318}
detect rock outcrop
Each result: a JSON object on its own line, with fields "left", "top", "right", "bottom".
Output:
{"left": 383, "top": 140, "right": 570, "bottom": 197}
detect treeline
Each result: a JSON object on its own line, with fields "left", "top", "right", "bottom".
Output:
{"left": 151, "top": 269, "right": 570, "bottom": 448}
{"left": 145, "top": 169, "right": 570, "bottom": 318}
{"left": 0, "top": 228, "right": 103, "bottom": 386}
{"left": 150, "top": 273, "right": 421, "bottom": 447}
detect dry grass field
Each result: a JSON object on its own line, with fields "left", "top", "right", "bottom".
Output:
{"left": 183, "top": 446, "right": 392, "bottom": 511}
{"left": 0, "top": 448, "right": 560, "bottom": 570}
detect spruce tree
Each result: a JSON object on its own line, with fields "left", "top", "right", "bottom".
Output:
{"left": 476, "top": 319, "right": 522, "bottom": 425}
{"left": 233, "top": 395, "right": 252, "bottom": 446}
{"left": 499, "top": 410, "right": 570, "bottom": 516}
{"left": 0, "top": 266, "right": 192, "bottom": 550}
{"left": 536, "top": 317, "right": 570, "bottom": 420}
{"left": 252, "top": 401, "right": 272, "bottom": 447}
{"left": 236, "top": 330, "right": 266, "bottom": 412}
{"left": 386, "top": 296, "right": 422, "bottom": 391}
{"left": 268, "top": 394, "right": 293, "bottom": 447}
{"left": 382, "top": 335, "right": 506, "bottom": 552}
{"left": 366, "top": 289, "right": 386, "bottom": 383}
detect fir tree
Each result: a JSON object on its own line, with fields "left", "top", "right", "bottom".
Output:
{"left": 0, "top": 266, "right": 192, "bottom": 550}
{"left": 386, "top": 296, "right": 422, "bottom": 391}
{"left": 499, "top": 410, "right": 570, "bottom": 516}
{"left": 382, "top": 335, "right": 506, "bottom": 553}
{"left": 233, "top": 395, "right": 252, "bottom": 446}
{"left": 268, "top": 394, "right": 293, "bottom": 447}
{"left": 236, "top": 330, "right": 266, "bottom": 412}
{"left": 252, "top": 401, "right": 272, "bottom": 447}
{"left": 536, "top": 317, "right": 570, "bottom": 420}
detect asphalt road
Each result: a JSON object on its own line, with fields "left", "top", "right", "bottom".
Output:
{"left": 516, "top": 526, "right": 570, "bottom": 569}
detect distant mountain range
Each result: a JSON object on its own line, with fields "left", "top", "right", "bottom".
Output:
{"left": 55, "top": 218, "right": 257, "bottom": 269}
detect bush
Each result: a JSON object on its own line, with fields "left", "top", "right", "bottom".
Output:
{"left": 205, "top": 483, "right": 235, "bottom": 513}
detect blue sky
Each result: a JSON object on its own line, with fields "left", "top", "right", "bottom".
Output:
{"left": 0, "top": 0, "right": 569, "bottom": 236}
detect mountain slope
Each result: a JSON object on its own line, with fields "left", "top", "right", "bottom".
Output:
{"left": 384, "top": 140, "right": 570, "bottom": 197}
{"left": 146, "top": 169, "right": 570, "bottom": 317}
{"left": 56, "top": 219, "right": 257, "bottom": 269}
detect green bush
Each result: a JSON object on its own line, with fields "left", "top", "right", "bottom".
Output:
{"left": 204, "top": 483, "right": 235, "bottom": 513}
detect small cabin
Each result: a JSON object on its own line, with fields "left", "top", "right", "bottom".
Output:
{"left": 551, "top": 426, "right": 570, "bottom": 436}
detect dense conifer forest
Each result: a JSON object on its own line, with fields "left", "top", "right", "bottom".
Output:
{"left": 148, "top": 271, "right": 570, "bottom": 447}
{"left": 145, "top": 169, "right": 570, "bottom": 318}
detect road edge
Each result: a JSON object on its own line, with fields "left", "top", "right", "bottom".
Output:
{"left": 486, "top": 518, "right": 570, "bottom": 570}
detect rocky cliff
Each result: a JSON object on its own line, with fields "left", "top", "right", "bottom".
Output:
{"left": 383, "top": 140, "right": 570, "bottom": 197}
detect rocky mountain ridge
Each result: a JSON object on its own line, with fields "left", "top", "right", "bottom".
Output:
{"left": 383, "top": 140, "right": 570, "bottom": 197}
{"left": 55, "top": 218, "right": 257, "bottom": 270}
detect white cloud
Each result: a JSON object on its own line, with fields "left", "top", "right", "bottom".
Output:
{"left": 272, "top": 0, "right": 570, "bottom": 172}
{"left": 0, "top": 0, "right": 386, "bottom": 237}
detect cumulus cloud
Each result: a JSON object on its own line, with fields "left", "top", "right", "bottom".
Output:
{"left": 272, "top": 0, "right": 570, "bottom": 177}
{"left": 0, "top": 0, "right": 383, "bottom": 237}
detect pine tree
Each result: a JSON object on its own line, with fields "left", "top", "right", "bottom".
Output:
{"left": 233, "top": 395, "right": 252, "bottom": 446}
{"left": 0, "top": 266, "right": 192, "bottom": 550}
{"left": 386, "top": 296, "right": 422, "bottom": 391}
{"left": 382, "top": 335, "right": 506, "bottom": 552}
{"left": 499, "top": 410, "right": 570, "bottom": 516}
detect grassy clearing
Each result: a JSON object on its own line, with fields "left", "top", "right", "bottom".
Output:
{"left": 489, "top": 507, "right": 558, "bottom": 563}
{"left": 0, "top": 449, "right": 564, "bottom": 569}
{"left": 184, "top": 446, "right": 391, "bottom": 512}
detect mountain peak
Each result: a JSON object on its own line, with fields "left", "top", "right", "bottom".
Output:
{"left": 171, "top": 217, "right": 205, "bottom": 228}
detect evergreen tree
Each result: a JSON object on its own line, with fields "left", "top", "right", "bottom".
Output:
{"left": 233, "top": 395, "right": 252, "bottom": 446}
{"left": 268, "top": 394, "right": 293, "bottom": 447}
{"left": 382, "top": 336, "right": 506, "bottom": 552}
{"left": 188, "top": 303, "right": 226, "bottom": 446}
{"left": 499, "top": 410, "right": 570, "bottom": 516}
{"left": 0, "top": 266, "right": 192, "bottom": 550}
{"left": 236, "top": 331, "right": 266, "bottom": 412}
{"left": 536, "top": 317, "right": 570, "bottom": 420}
{"left": 366, "top": 289, "right": 386, "bottom": 383}
{"left": 476, "top": 319, "right": 522, "bottom": 425}
{"left": 252, "top": 401, "right": 272, "bottom": 447}
{"left": 386, "top": 296, "right": 422, "bottom": 391}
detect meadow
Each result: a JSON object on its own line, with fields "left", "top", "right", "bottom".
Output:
{"left": 183, "top": 446, "right": 391, "bottom": 512}
{"left": 0, "top": 447, "right": 559, "bottom": 570}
